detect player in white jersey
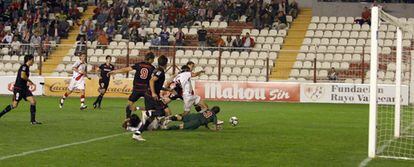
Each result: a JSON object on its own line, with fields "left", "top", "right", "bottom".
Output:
{"left": 173, "top": 64, "right": 208, "bottom": 115}
{"left": 59, "top": 54, "right": 90, "bottom": 110}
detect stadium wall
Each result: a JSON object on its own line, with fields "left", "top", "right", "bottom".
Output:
{"left": 311, "top": 0, "right": 414, "bottom": 18}
{"left": 0, "top": 76, "right": 406, "bottom": 105}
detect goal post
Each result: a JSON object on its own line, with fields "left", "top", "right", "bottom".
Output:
{"left": 368, "top": 6, "right": 414, "bottom": 160}
{"left": 368, "top": 6, "right": 379, "bottom": 158}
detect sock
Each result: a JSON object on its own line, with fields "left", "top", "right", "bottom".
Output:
{"left": 60, "top": 93, "right": 68, "bottom": 104}
{"left": 93, "top": 95, "right": 101, "bottom": 105}
{"left": 126, "top": 105, "right": 132, "bottom": 118}
{"left": 148, "top": 110, "right": 164, "bottom": 117}
{"left": 30, "top": 105, "right": 36, "bottom": 122}
{"left": 0, "top": 105, "right": 13, "bottom": 118}
{"left": 145, "top": 111, "right": 152, "bottom": 117}
{"left": 80, "top": 95, "right": 85, "bottom": 106}
{"left": 97, "top": 94, "right": 103, "bottom": 106}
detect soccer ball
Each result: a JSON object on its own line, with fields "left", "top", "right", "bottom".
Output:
{"left": 229, "top": 116, "right": 238, "bottom": 126}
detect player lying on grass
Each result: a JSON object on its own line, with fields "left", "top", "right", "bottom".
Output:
{"left": 164, "top": 106, "right": 222, "bottom": 131}
{"left": 59, "top": 53, "right": 91, "bottom": 110}
{"left": 0, "top": 55, "right": 41, "bottom": 125}
{"left": 126, "top": 106, "right": 222, "bottom": 141}
{"left": 93, "top": 55, "right": 114, "bottom": 109}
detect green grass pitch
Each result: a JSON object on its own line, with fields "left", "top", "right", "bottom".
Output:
{"left": 0, "top": 96, "right": 413, "bottom": 166}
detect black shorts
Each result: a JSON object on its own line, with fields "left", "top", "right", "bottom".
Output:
{"left": 13, "top": 89, "right": 33, "bottom": 102}
{"left": 99, "top": 79, "right": 110, "bottom": 90}
{"left": 128, "top": 90, "right": 146, "bottom": 102}
{"left": 144, "top": 94, "right": 167, "bottom": 111}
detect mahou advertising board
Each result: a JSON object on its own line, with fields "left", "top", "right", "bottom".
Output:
{"left": 194, "top": 81, "right": 300, "bottom": 102}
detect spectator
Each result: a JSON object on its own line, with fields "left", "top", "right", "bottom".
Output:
{"left": 207, "top": 33, "right": 217, "bottom": 47}
{"left": 106, "top": 21, "right": 116, "bottom": 41}
{"left": 216, "top": 35, "right": 226, "bottom": 47}
{"left": 2, "top": 32, "right": 13, "bottom": 44}
{"left": 75, "top": 37, "right": 87, "bottom": 55}
{"left": 21, "top": 29, "right": 31, "bottom": 54}
{"left": 242, "top": 33, "right": 255, "bottom": 48}
{"left": 77, "top": 20, "right": 87, "bottom": 41}
{"left": 356, "top": 7, "right": 371, "bottom": 26}
{"left": 129, "top": 26, "right": 140, "bottom": 42}
{"left": 160, "top": 27, "right": 170, "bottom": 46}
{"left": 232, "top": 35, "right": 243, "bottom": 48}
{"left": 138, "top": 26, "right": 148, "bottom": 43}
{"left": 279, "top": 0, "right": 288, "bottom": 14}
{"left": 174, "top": 28, "right": 185, "bottom": 46}
{"left": 10, "top": 36, "right": 21, "bottom": 55}
{"left": 17, "top": 17, "right": 27, "bottom": 34}
{"left": 140, "top": 11, "right": 150, "bottom": 28}
{"left": 151, "top": 33, "right": 161, "bottom": 46}
{"left": 225, "top": 36, "right": 233, "bottom": 47}
{"left": 289, "top": 0, "right": 299, "bottom": 19}
{"left": 49, "top": 23, "right": 61, "bottom": 43}
{"left": 97, "top": 31, "right": 109, "bottom": 49}
{"left": 43, "top": 36, "right": 51, "bottom": 59}
{"left": 328, "top": 67, "right": 338, "bottom": 81}
{"left": 119, "top": 18, "right": 129, "bottom": 39}
{"left": 275, "top": 11, "right": 288, "bottom": 30}
{"left": 58, "top": 20, "right": 70, "bottom": 38}
{"left": 197, "top": 26, "right": 208, "bottom": 48}
{"left": 30, "top": 32, "right": 42, "bottom": 55}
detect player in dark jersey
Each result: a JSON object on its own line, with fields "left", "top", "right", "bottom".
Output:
{"left": 107, "top": 52, "right": 155, "bottom": 119}
{"left": 131, "top": 55, "right": 171, "bottom": 141}
{"left": 0, "top": 55, "right": 41, "bottom": 125}
{"left": 93, "top": 55, "right": 115, "bottom": 109}
{"left": 165, "top": 106, "right": 222, "bottom": 131}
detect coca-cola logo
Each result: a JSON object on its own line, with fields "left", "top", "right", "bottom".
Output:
{"left": 8, "top": 82, "right": 37, "bottom": 92}
{"left": 107, "top": 79, "right": 132, "bottom": 94}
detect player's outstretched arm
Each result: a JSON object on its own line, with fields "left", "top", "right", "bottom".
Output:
{"left": 107, "top": 67, "right": 133, "bottom": 77}
{"left": 191, "top": 70, "right": 205, "bottom": 77}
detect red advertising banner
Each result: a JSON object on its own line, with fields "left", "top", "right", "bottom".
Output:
{"left": 194, "top": 81, "right": 300, "bottom": 102}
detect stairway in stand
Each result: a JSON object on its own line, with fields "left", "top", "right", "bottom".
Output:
{"left": 271, "top": 8, "right": 312, "bottom": 80}
{"left": 41, "top": 6, "right": 96, "bottom": 75}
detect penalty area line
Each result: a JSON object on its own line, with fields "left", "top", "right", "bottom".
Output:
{"left": 0, "top": 132, "right": 129, "bottom": 161}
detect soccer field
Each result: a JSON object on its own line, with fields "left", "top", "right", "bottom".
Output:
{"left": 0, "top": 96, "right": 412, "bottom": 167}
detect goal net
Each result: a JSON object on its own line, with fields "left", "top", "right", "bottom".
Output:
{"left": 369, "top": 6, "right": 414, "bottom": 160}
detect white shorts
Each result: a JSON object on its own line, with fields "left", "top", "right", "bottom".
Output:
{"left": 183, "top": 94, "right": 201, "bottom": 112}
{"left": 68, "top": 79, "right": 85, "bottom": 91}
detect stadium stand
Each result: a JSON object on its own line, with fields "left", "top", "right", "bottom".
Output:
{"left": 0, "top": 0, "right": 88, "bottom": 76}
{"left": 289, "top": 15, "right": 413, "bottom": 84}
{"left": 45, "top": 0, "right": 296, "bottom": 81}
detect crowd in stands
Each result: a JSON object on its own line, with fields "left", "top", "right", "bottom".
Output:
{"left": 85, "top": 0, "right": 299, "bottom": 48}
{"left": 0, "top": 0, "right": 87, "bottom": 59}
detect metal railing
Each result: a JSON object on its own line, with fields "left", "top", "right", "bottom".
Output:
{"left": 0, "top": 43, "right": 275, "bottom": 82}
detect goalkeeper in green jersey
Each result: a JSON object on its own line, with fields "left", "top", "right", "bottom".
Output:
{"left": 163, "top": 106, "right": 223, "bottom": 131}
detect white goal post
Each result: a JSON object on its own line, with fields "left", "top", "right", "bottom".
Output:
{"left": 369, "top": 6, "right": 414, "bottom": 160}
